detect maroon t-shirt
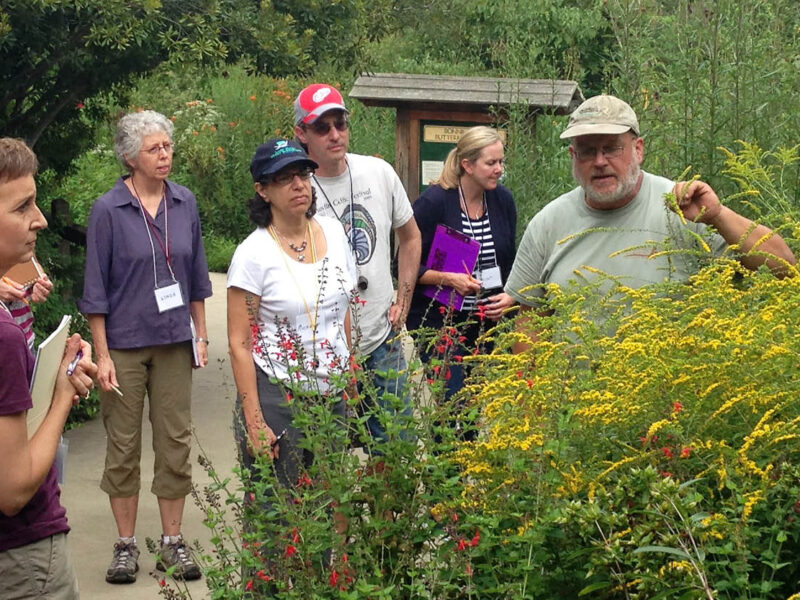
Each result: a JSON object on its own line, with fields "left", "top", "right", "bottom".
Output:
{"left": 0, "top": 312, "right": 69, "bottom": 552}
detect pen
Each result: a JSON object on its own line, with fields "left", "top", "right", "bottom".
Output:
{"left": 271, "top": 428, "right": 287, "bottom": 448}
{"left": 66, "top": 350, "right": 83, "bottom": 376}
{"left": 1, "top": 277, "right": 30, "bottom": 305}
{"left": 461, "top": 260, "right": 480, "bottom": 285}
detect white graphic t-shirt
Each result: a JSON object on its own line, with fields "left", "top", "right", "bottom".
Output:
{"left": 311, "top": 153, "right": 413, "bottom": 354}
{"left": 226, "top": 216, "right": 356, "bottom": 392}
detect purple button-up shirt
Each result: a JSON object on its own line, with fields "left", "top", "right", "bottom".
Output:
{"left": 78, "top": 177, "right": 212, "bottom": 350}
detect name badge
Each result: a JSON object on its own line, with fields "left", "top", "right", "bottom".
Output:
{"left": 481, "top": 266, "right": 503, "bottom": 289}
{"left": 155, "top": 281, "right": 185, "bottom": 313}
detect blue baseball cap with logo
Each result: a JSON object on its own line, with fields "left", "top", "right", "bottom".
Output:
{"left": 249, "top": 138, "right": 318, "bottom": 182}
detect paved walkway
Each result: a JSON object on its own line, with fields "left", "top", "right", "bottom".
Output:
{"left": 62, "top": 272, "right": 237, "bottom": 599}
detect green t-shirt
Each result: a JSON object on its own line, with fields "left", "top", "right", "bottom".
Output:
{"left": 505, "top": 171, "right": 727, "bottom": 305}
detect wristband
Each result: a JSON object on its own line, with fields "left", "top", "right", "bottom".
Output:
{"left": 195, "top": 337, "right": 209, "bottom": 344}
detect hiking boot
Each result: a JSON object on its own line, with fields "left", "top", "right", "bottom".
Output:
{"left": 156, "top": 536, "right": 201, "bottom": 580}
{"left": 106, "top": 541, "right": 139, "bottom": 584}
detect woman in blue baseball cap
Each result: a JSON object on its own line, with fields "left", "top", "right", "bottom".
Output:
{"left": 227, "top": 138, "right": 357, "bottom": 546}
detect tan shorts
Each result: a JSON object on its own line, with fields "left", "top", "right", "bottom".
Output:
{"left": 100, "top": 342, "right": 193, "bottom": 498}
{"left": 0, "top": 533, "right": 79, "bottom": 599}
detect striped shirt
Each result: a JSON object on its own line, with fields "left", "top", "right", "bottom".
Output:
{"left": 8, "top": 298, "right": 34, "bottom": 350}
{"left": 459, "top": 211, "right": 500, "bottom": 312}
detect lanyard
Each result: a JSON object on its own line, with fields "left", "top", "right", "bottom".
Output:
{"left": 458, "top": 185, "right": 501, "bottom": 281}
{"left": 458, "top": 184, "right": 489, "bottom": 241}
{"left": 130, "top": 178, "right": 176, "bottom": 287}
{"left": 313, "top": 158, "right": 356, "bottom": 257}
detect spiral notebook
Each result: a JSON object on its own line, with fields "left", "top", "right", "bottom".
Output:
{"left": 28, "top": 315, "right": 71, "bottom": 438}
{"left": 3, "top": 256, "right": 45, "bottom": 288}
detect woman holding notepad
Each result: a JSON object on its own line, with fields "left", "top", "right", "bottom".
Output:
{"left": 0, "top": 138, "right": 96, "bottom": 599}
{"left": 79, "top": 111, "right": 212, "bottom": 584}
{"left": 407, "top": 126, "right": 517, "bottom": 439}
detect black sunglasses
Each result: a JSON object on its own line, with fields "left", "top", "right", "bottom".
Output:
{"left": 267, "top": 166, "right": 314, "bottom": 186}
{"left": 307, "top": 116, "right": 349, "bottom": 136}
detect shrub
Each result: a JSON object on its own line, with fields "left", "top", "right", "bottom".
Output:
{"left": 156, "top": 144, "right": 800, "bottom": 598}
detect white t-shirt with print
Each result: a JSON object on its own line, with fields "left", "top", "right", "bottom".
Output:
{"left": 227, "top": 215, "right": 356, "bottom": 393}
{"left": 311, "top": 153, "right": 414, "bottom": 355}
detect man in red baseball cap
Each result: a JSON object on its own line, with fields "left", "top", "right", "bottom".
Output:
{"left": 294, "top": 83, "right": 421, "bottom": 447}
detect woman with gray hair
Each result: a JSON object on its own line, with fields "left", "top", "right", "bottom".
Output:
{"left": 79, "top": 110, "right": 212, "bottom": 584}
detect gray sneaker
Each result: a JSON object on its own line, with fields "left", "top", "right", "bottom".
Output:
{"left": 106, "top": 541, "right": 139, "bottom": 584}
{"left": 156, "top": 536, "right": 201, "bottom": 580}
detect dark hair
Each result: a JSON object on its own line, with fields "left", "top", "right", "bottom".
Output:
{"left": 0, "top": 137, "right": 38, "bottom": 183}
{"left": 248, "top": 186, "right": 317, "bottom": 227}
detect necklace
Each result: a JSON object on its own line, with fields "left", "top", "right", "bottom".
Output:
{"left": 268, "top": 221, "right": 320, "bottom": 333}
{"left": 458, "top": 183, "right": 486, "bottom": 221}
{"left": 270, "top": 221, "right": 311, "bottom": 262}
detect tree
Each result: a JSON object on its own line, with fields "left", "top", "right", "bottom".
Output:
{"left": 0, "top": 0, "right": 311, "bottom": 167}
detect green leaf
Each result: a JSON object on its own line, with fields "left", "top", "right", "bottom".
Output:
{"left": 633, "top": 545, "right": 692, "bottom": 560}
{"left": 578, "top": 581, "right": 613, "bottom": 596}
{"left": 678, "top": 477, "right": 706, "bottom": 490}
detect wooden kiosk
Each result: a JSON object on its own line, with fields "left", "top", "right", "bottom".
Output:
{"left": 349, "top": 73, "right": 584, "bottom": 201}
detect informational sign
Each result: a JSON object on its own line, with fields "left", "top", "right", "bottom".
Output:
{"left": 423, "top": 125, "right": 507, "bottom": 144}
{"left": 418, "top": 121, "right": 507, "bottom": 193}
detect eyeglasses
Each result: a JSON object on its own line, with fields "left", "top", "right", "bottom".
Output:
{"left": 307, "top": 116, "right": 349, "bottom": 136}
{"left": 269, "top": 167, "right": 314, "bottom": 186}
{"left": 143, "top": 142, "right": 174, "bottom": 156}
{"left": 573, "top": 144, "right": 627, "bottom": 162}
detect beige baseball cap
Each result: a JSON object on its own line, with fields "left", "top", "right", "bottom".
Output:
{"left": 560, "top": 94, "right": 640, "bottom": 139}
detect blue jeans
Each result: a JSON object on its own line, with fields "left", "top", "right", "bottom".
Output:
{"left": 360, "top": 333, "right": 413, "bottom": 445}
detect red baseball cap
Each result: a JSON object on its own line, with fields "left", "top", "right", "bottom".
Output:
{"left": 294, "top": 83, "right": 349, "bottom": 125}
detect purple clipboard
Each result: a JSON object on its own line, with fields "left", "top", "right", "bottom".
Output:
{"left": 421, "top": 224, "right": 481, "bottom": 310}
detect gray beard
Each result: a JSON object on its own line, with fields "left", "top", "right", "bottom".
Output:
{"left": 575, "top": 161, "right": 641, "bottom": 207}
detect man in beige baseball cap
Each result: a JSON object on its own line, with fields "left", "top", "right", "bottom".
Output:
{"left": 505, "top": 93, "right": 795, "bottom": 351}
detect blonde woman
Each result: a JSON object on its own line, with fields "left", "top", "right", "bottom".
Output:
{"left": 407, "top": 127, "right": 517, "bottom": 433}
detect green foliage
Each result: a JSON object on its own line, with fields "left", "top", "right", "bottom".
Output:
{"left": 604, "top": 0, "right": 800, "bottom": 194}
{"left": 271, "top": 0, "right": 396, "bottom": 74}
{"left": 42, "top": 145, "right": 122, "bottom": 226}
{"left": 0, "top": 0, "right": 364, "bottom": 168}
{"left": 0, "top": 0, "right": 227, "bottom": 166}
{"left": 366, "top": 0, "right": 611, "bottom": 85}
{"left": 203, "top": 236, "right": 237, "bottom": 273}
